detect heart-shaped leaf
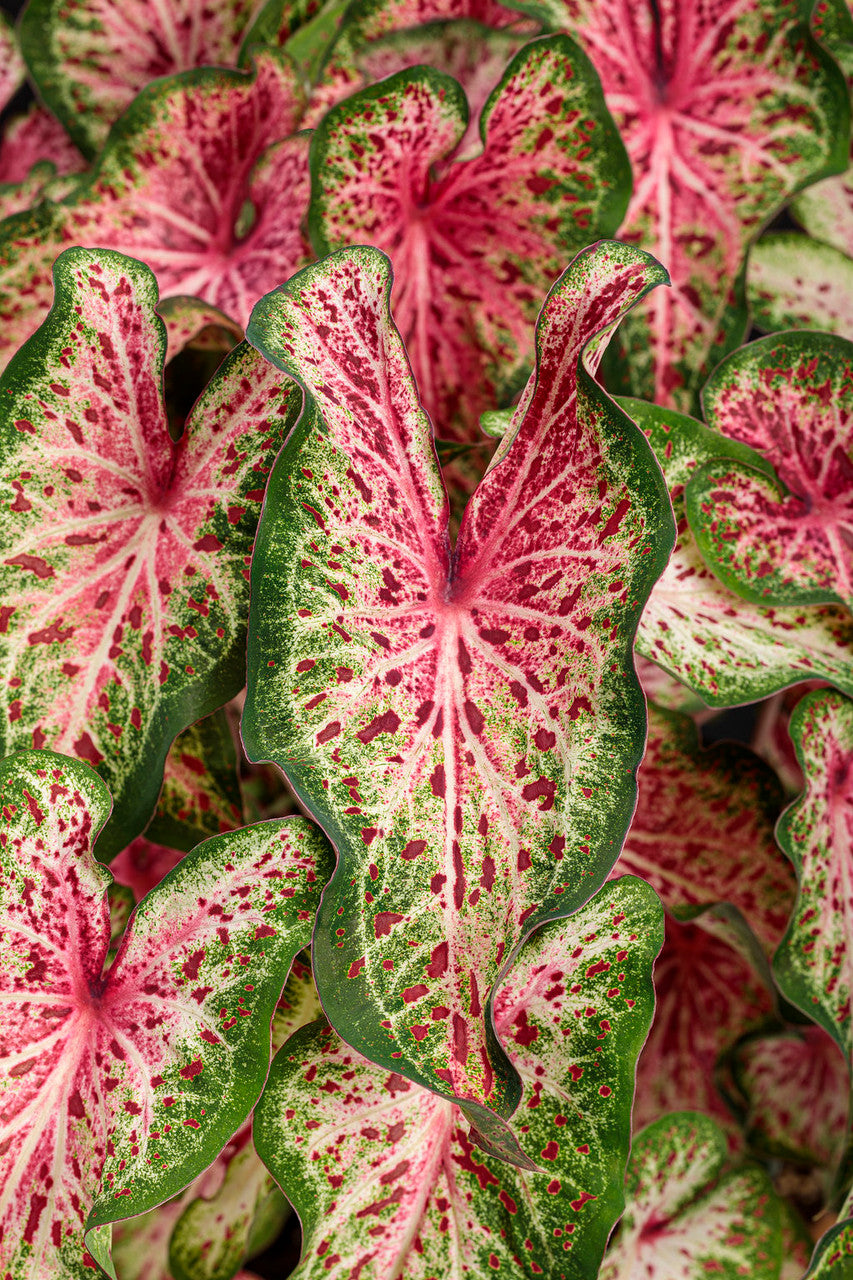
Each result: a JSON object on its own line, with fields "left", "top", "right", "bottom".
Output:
{"left": 748, "top": 232, "right": 853, "bottom": 336}
{"left": 686, "top": 332, "right": 853, "bottom": 611}
{"left": 146, "top": 711, "right": 244, "bottom": 854}
{"left": 0, "top": 51, "right": 310, "bottom": 369}
{"left": 253, "top": 877, "right": 663, "bottom": 1280}
{"left": 308, "top": 35, "right": 631, "bottom": 439}
{"left": 615, "top": 703, "right": 792, "bottom": 954}
{"left": 0, "top": 749, "right": 334, "bottom": 1278}
{"left": 243, "top": 240, "right": 673, "bottom": 1118}
{"left": 773, "top": 688, "right": 853, "bottom": 1064}
{"left": 599, "top": 1112, "right": 783, "bottom": 1279}
{"left": 630, "top": 396, "right": 853, "bottom": 706}
{"left": 0, "top": 247, "right": 299, "bottom": 859}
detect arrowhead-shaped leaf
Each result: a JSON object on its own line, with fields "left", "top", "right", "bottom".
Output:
{"left": 146, "top": 711, "right": 244, "bottom": 854}
{"left": 253, "top": 877, "right": 663, "bottom": 1280}
{"left": 615, "top": 704, "right": 792, "bottom": 954}
{"left": 0, "top": 51, "right": 310, "bottom": 368}
{"left": 600, "top": 1112, "right": 783, "bottom": 1279}
{"left": 308, "top": 35, "right": 632, "bottom": 439}
{"left": 0, "top": 247, "right": 299, "bottom": 859}
{"left": 748, "top": 232, "right": 853, "bottom": 336}
{"left": 243, "top": 241, "right": 673, "bottom": 1115}
{"left": 630, "top": 396, "right": 853, "bottom": 706}
{"left": 0, "top": 749, "right": 334, "bottom": 1278}
{"left": 687, "top": 332, "right": 853, "bottom": 611}
{"left": 773, "top": 688, "right": 853, "bottom": 1063}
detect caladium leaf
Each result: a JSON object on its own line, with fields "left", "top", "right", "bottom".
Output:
{"left": 686, "top": 332, "right": 853, "bottom": 612}
{"left": 146, "top": 711, "right": 244, "bottom": 853}
{"left": 599, "top": 1112, "right": 783, "bottom": 1279}
{"left": 527, "top": 0, "right": 850, "bottom": 408}
{"left": 614, "top": 703, "right": 792, "bottom": 955}
{"left": 0, "top": 748, "right": 334, "bottom": 1278}
{"left": 111, "top": 837, "right": 185, "bottom": 903}
{"left": 807, "top": 1218, "right": 853, "bottom": 1278}
{"left": 254, "top": 877, "right": 663, "bottom": 1280}
{"left": 244, "top": 241, "right": 673, "bottom": 1118}
{"left": 112, "top": 1164, "right": 225, "bottom": 1280}
{"left": 773, "top": 688, "right": 853, "bottom": 1064}
{"left": 158, "top": 300, "right": 243, "bottom": 368}
{"left": 0, "top": 51, "right": 310, "bottom": 369}
{"left": 0, "top": 103, "right": 86, "bottom": 187}
{"left": 633, "top": 910, "right": 774, "bottom": 1131}
{"left": 18, "top": 0, "right": 305, "bottom": 157}
{"left": 0, "top": 11, "right": 24, "bottom": 111}
{"left": 726, "top": 1026, "right": 849, "bottom": 1173}
{"left": 0, "top": 247, "right": 299, "bottom": 859}
{"left": 308, "top": 35, "right": 632, "bottom": 440}
{"left": 748, "top": 232, "right": 853, "bottom": 336}
{"left": 630, "top": 396, "right": 853, "bottom": 706}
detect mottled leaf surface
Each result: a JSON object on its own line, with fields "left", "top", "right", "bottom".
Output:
{"left": 111, "top": 837, "right": 185, "bottom": 904}
{"left": 0, "top": 52, "right": 310, "bottom": 369}
{"left": 807, "top": 1219, "right": 853, "bottom": 1277}
{"left": 631, "top": 396, "right": 853, "bottom": 706}
{"left": 0, "top": 103, "right": 85, "bottom": 187}
{"left": 254, "top": 878, "right": 662, "bottom": 1280}
{"left": 748, "top": 232, "right": 853, "bottom": 336}
{"left": 687, "top": 332, "right": 853, "bottom": 611}
{"left": 614, "top": 704, "right": 792, "bottom": 954}
{"left": 773, "top": 689, "right": 853, "bottom": 1063}
{"left": 146, "top": 711, "right": 244, "bottom": 853}
{"left": 0, "top": 11, "right": 24, "bottom": 111}
{"left": 0, "top": 750, "right": 333, "bottom": 1278}
{"left": 244, "top": 241, "right": 673, "bottom": 1113}
{"left": 0, "top": 248, "right": 298, "bottom": 859}
{"left": 600, "top": 1112, "right": 783, "bottom": 1279}
{"left": 112, "top": 1164, "right": 224, "bottom": 1280}
{"left": 309, "top": 36, "right": 631, "bottom": 439}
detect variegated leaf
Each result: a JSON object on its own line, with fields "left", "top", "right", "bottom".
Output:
{"left": 529, "top": 0, "right": 849, "bottom": 408}
{"left": 0, "top": 749, "right": 333, "bottom": 1278}
{"left": 630, "top": 395, "right": 853, "bottom": 706}
{"left": 111, "top": 837, "right": 185, "bottom": 904}
{"left": 633, "top": 910, "right": 774, "bottom": 1131}
{"left": 748, "top": 232, "right": 853, "bottom": 336}
{"left": 254, "top": 877, "right": 663, "bottom": 1280}
{"left": 0, "top": 102, "right": 85, "bottom": 195}
{"left": 158, "top": 300, "right": 243, "bottom": 368}
{"left": 614, "top": 703, "right": 792, "bottom": 954}
{"left": 600, "top": 1112, "right": 783, "bottom": 1279}
{"left": 773, "top": 688, "right": 853, "bottom": 1064}
{"left": 0, "top": 11, "right": 24, "bottom": 111}
{"left": 113, "top": 1164, "right": 225, "bottom": 1280}
{"left": 146, "top": 711, "right": 244, "bottom": 853}
{"left": 0, "top": 52, "right": 310, "bottom": 369}
{"left": 807, "top": 1219, "right": 853, "bottom": 1277}
{"left": 687, "top": 332, "right": 853, "bottom": 611}
{"left": 244, "top": 242, "right": 673, "bottom": 1119}
{"left": 0, "top": 248, "right": 299, "bottom": 859}
{"left": 726, "top": 1025, "right": 849, "bottom": 1174}
{"left": 633, "top": 655, "right": 708, "bottom": 714}
{"left": 308, "top": 35, "right": 631, "bottom": 440}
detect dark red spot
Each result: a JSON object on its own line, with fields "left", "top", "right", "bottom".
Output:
{"left": 374, "top": 912, "right": 404, "bottom": 938}
{"left": 357, "top": 711, "right": 401, "bottom": 743}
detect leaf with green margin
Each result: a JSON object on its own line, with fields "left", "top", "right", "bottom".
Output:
{"left": 18, "top": 0, "right": 300, "bottom": 157}
{"left": 243, "top": 240, "right": 673, "bottom": 1120}
{"left": 0, "top": 101, "right": 86, "bottom": 218}
{"left": 780, "top": 1200, "right": 814, "bottom": 1280}
{"left": 686, "top": 332, "right": 853, "bottom": 612}
{"left": 0, "top": 749, "right": 334, "bottom": 1278}
{"left": 633, "top": 655, "right": 708, "bottom": 714}
{"left": 628, "top": 395, "right": 853, "bottom": 707}
{"left": 146, "top": 711, "right": 244, "bottom": 854}
{"left": 599, "top": 1111, "right": 783, "bottom": 1279}
{"left": 308, "top": 35, "right": 632, "bottom": 440}
{"left": 113, "top": 1164, "right": 224, "bottom": 1280}
{"left": 241, "top": 0, "right": 349, "bottom": 74}
{"left": 773, "top": 688, "right": 853, "bottom": 1064}
{"left": 253, "top": 877, "right": 663, "bottom": 1280}
{"left": 157, "top": 300, "right": 243, "bottom": 368}
{"left": 0, "top": 11, "right": 24, "bottom": 112}
{"left": 633, "top": 910, "right": 775, "bottom": 1132}
{"left": 724, "top": 1025, "right": 849, "bottom": 1174}
{"left": 807, "top": 1218, "right": 853, "bottom": 1277}
{"left": 613, "top": 703, "right": 793, "bottom": 955}
{"left": 111, "top": 837, "right": 185, "bottom": 903}
{"left": 0, "top": 51, "right": 310, "bottom": 370}
{"left": 748, "top": 232, "right": 853, "bottom": 336}
{"left": 0, "top": 247, "right": 299, "bottom": 861}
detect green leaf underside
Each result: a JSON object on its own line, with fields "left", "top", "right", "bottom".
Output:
{"left": 309, "top": 35, "right": 632, "bottom": 440}
{"left": 729, "top": 1026, "right": 848, "bottom": 1170}
{"left": 0, "top": 248, "right": 298, "bottom": 859}
{"left": 633, "top": 911, "right": 774, "bottom": 1131}
{"left": 687, "top": 332, "right": 853, "bottom": 611}
{"left": 0, "top": 749, "right": 334, "bottom": 1277}
{"left": 600, "top": 1112, "right": 782, "bottom": 1279}
{"left": 748, "top": 233, "right": 853, "bottom": 336}
{"left": 254, "top": 878, "right": 663, "bottom": 1280}
{"left": 146, "top": 710, "right": 244, "bottom": 853}
{"left": 629, "top": 396, "right": 853, "bottom": 706}
{"left": 773, "top": 688, "right": 853, "bottom": 1063}
{"left": 615, "top": 704, "right": 792, "bottom": 955}
{"left": 243, "top": 241, "right": 673, "bottom": 1116}
{"left": 0, "top": 52, "right": 310, "bottom": 369}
